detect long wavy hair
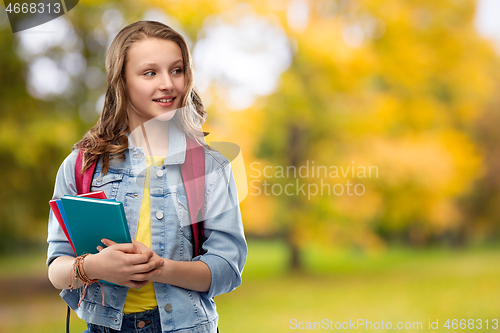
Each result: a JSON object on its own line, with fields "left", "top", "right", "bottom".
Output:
{"left": 74, "top": 20, "right": 207, "bottom": 175}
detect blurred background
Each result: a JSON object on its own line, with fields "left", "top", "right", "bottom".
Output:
{"left": 1, "top": 0, "right": 500, "bottom": 331}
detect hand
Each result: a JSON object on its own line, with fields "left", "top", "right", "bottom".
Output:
{"left": 83, "top": 239, "right": 164, "bottom": 288}
{"left": 128, "top": 239, "right": 211, "bottom": 291}
{"left": 129, "top": 239, "right": 170, "bottom": 284}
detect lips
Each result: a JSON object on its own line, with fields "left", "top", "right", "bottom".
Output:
{"left": 153, "top": 98, "right": 175, "bottom": 102}
{"left": 153, "top": 96, "right": 175, "bottom": 102}
{"left": 152, "top": 96, "right": 176, "bottom": 108}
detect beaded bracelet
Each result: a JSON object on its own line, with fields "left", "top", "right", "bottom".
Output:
{"left": 71, "top": 254, "right": 105, "bottom": 307}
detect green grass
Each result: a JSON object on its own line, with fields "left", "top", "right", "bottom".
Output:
{"left": 218, "top": 241, "right": 500, "bottom": 332}
{"left": 1, "top": 240, "right": 500, "bottom": 332}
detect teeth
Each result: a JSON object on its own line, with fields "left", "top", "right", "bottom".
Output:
{"left": 155, "top": 98, "right": 173, "bottom": 102}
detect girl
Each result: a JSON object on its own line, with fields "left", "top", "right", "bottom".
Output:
{"left": 47, "top": 20, "right": 247, "bottom": 333}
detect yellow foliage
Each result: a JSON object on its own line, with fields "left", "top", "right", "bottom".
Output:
{"left": 54, "top": 0, "right": 500, "bottom": 251}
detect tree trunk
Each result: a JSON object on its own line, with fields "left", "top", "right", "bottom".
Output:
{"left": 286, "top": 124, "right": 304, "bottom": 272}
{"left": 288, "top": 237, "right": 301, "bottom": 271}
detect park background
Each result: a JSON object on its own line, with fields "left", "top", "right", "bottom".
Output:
{"left": 1, "top": 0, "right": 500, "bottom": 331}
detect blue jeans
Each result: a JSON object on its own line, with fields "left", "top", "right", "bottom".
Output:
{"left": 84, "top": 308, "right": 162, "bottom": 333}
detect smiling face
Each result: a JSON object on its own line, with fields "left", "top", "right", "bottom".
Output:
{"left": 124, "top": 37, "right": 185, "bottom": 130}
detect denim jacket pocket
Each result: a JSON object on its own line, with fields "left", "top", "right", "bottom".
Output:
{"left": 91, "top": 171, "right": 124, "bottom": 199}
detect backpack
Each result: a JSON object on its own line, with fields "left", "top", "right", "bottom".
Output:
{"left": 75, "top": 136, "right": 206, "bottom": 256}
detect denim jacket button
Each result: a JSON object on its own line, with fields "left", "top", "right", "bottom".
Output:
{"left": 156, "top": 169, "right": 164, "bottom": 178}
{"left": 164, "top": 303, "right": 172, "bottom": 312}
{"left": 156, "top": 211, "right": 164, "bottom": 220}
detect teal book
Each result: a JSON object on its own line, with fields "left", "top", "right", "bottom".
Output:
{"left": 60, "top": 196, "right": 132, "bottom": 257}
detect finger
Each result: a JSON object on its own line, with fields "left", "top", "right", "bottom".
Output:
{"left": 101, "top": 239, "right": 117, "bottom": 247}
{"left": 102, "top": 239, "right": 140, "bottom": 253}
{"left": 145, "top": 250, "right": 154, "bottom": 260}
{"left": 130, "top": 260, "right": 164, "bottom": 274}
{"left": 106, "top": 243, "right": 138, "bottom": 254}
{"left": 125, "top": 252, "right": 155, "bottom": 265}
{"left": 131, "top": 239, "right": 148, "bottom": 254}
{"left": 97, "top": 246, "right": 104, "bottom": 252}
{"left": 128, "top": 257, "right": 163, "bottom": 272}
{"left": 132, "top": 269, "right": 161, "bottom": 282}
{"left": 133, "top": 249, "right": 154, "bottom": 260}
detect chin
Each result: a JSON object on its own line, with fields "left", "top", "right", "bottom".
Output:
{"left": 155, "top": 109, "right": 177, "bottom": 122}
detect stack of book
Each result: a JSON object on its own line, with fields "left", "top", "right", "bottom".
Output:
{"left": 49, "top": 191, "right": 132, "bottom": 256}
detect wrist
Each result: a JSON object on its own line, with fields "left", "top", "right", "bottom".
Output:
{"left": 82, "top": 253, "right": 99, "bottom": 280}
{"left": 154, "top": 258, "right": 171, "bottom": 284}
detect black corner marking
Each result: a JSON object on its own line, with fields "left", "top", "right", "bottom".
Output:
{"left": 4, "top": 0, "right": 79, "bottom": 33}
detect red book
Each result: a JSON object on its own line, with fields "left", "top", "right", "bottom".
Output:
{"left": 49, "top": 190, "right": 107, "bottom": 255}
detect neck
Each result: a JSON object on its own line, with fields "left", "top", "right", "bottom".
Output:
{"left": 129, "top": 120, "right": 170, "bottom": 158}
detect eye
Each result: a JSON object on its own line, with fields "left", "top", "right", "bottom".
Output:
{"left": 172, "top": 68, "right": 183, "bottom": 75}
{"left": 144, "top": 71, "right": 156, "bottom": 77}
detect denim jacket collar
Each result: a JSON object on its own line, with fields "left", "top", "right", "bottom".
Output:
{"left": 126, "top": 120, "right": 186, "bottom": 166}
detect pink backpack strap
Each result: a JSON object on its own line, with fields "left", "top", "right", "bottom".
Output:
{"left": 75, "top": 149, "right": 97, "bottom": 195}
{"left": 181, "top": 137, "right": 206, "bottom": 257}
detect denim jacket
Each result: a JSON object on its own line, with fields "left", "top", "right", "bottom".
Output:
{"left": 46, "top": 122, "right": 247, "bottom": 332}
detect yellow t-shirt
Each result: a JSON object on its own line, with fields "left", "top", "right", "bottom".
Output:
{"left": 123, "top": 156, "right": 164, "bottom": 314}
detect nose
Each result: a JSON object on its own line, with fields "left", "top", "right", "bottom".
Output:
{"left": 158, "top": 73, "right": 174, "bottom": 91}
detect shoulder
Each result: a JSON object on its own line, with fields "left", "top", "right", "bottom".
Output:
{"left": 204, "top": 146, "right": 231, "bottom": 172}
{"left": 52, "top": 149, "right": 80, "bottom": 197}
{"left": 203, "top": 145, "right": 236, "bottom": 197}
{"left": 203, "top": 145, "right": 235, "bottom": 188}
{"left": 58, "top": 149, "right": 80, "bottom": 177}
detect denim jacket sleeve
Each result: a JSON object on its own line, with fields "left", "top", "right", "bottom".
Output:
{"left": 198, "top": 150, "right": 247, "bottom": 299}
{"left": 46, "top": 150, "right": 79, "bottom": 267}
